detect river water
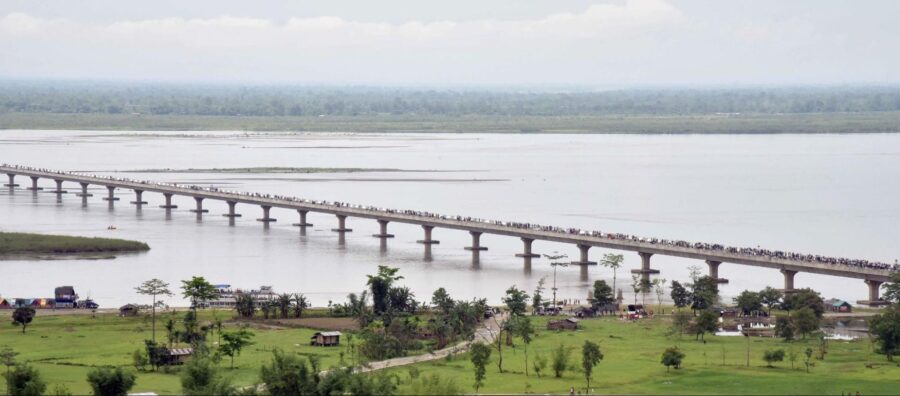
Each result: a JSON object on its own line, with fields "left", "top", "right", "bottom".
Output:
{"left": 1, "top": 130, "right": 898, "bottom": 308}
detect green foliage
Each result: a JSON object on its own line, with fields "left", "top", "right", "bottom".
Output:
{"left": 668, "top": 311, "right": 692, "bottom": 338}
{"left": 600, "top": 253, "right": 624, "bottom": 293}
{"left": 132, "top": 348, "right": 148, "bottom": 371}
{"left": 792, "top": 308, "right": 821, "bottom": 339}
{"left": 235, "top": 294, "right": 256, "bottom": 319}
{"left": 317, "top": 368, "right": 397, "bottom": 396}
{"left": 870, "top": 304, "right": 900, "bottom": 361}
{"left": 590, "top": 280, "right": 615, "bottom": 308}
{"left": 581, "top": 341, "right": 604, "bottom": 391}
{"left": 532, "top": 353, "right": 548, "bottom": 378}
{"left": 431, "top": 288, "right": 454, "bottom": 315}
{"left": 134, "top": 278, "right": 172, "bottom": 343}
{"left": 694, "top": 310, "right": 719, "bottom": 341}
{"left": 366, "top": 266, "right": 403, "bottom": 315}
{"left": 690, "top": 277, "right": 719, "bottom": 312}
{"left": 763, "top": 349, "right": 786, "bottom": 367}
{"left": 259, "top": 349, "right": 317, "bottom": 396}
{"left": 882, "top": 272, "right": 900, "bottom": 304}
{"left": 774, "top": 316, "right": 795, "bottom": 341}
{"left": 4, "top": 363, "right": 46, "bottom": 396}
{"left": 12, "top": 307, "right": 35, "bottom": 334}
{"left": 469, "top": 342, "right": 492, "bottom": 393}
{"left": 670, "top": 281, "right": 690, "bottom": 310}
{"left": 219, "top": 329, "right": 255, "bottom": 369}
{"left": 85, "top": 366, "right": 137, "bottom": 396}
{"left": 532, "top": 278, "right": 546, "bottom": 312}
{"left": 781, "top": 288, "right": 825, "bottom": 318}
{"left": 180, "top": 276, "right": 218, "bottom": 311}
{"left": 758, "top": 287, "right": 784, "bottom": 314}
{"left": 661, "top": 346, "right": 685, "bottom": 372}
{"left": 502, "top": 286, "right": 529, "bottom": 317}
{"left": 180, "top": 357, "right": 235, "bottom": 396}
{"left": 144, "top": 340, "right": 168, "bottom": 370}
{"left": 0, "top": 232, "right": 149, "bottom": 254}
{"left": 734, "top": 290, "right": 763, "bottom": 316}
{"left": 406, "top": 373, "right": 463, "bottom": 395}
{"left": 551, "top": 343, "right": 572, "bottom": 378}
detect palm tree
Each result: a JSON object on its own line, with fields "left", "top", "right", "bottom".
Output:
{"left": 277, "top": 293, "right": 292, "bottom": 319}
{"left": 601, "top": 253, "right": 624, "bottom": 297}
{"left": 235, "top": 294, "right": 256, "bottom": 319}
{"left": 292, "top": 293, "right": 309, "bottom": 318}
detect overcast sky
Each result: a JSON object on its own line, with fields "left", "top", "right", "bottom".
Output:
{"left": 1, "top": 0, "right": 898, "bottom": 86}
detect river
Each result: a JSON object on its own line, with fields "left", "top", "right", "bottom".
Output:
{"left": 1, "top": 130, "right": 898, "bottom": 308}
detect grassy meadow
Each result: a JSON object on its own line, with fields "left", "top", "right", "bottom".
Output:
{"left": 0, "top": 232, "right": 150, "bottom": 256}
{"left": 390, "top": 316, "right": 899, "bottom": 395}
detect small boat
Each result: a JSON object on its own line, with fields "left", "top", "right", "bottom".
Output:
{"left": 107, "top": 225, "right": 117, "bottom": 230}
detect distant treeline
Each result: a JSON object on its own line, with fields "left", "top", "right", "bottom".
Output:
{"left": 2, "top": 81, "right": 900, "bottom": 117}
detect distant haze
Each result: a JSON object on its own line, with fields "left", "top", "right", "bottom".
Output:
{"left": 1, "top": 0, "right": 899, "bottom": 85}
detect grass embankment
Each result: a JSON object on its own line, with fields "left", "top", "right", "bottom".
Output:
{"left": 2, "top": 111, "right": 900, "bottom": 134}
{"left": 0, "top": 310, "right": 345, "bottom": 395}
{"left": 0, "top": 232, "right": 149, "bottom": 255}
{"left": 390, "top": 316, "right": 899, "bottom": 395}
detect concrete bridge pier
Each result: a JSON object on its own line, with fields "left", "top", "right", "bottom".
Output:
{"left": 464, "top": 231, "right": 488, "bottom": 251}
{"left": 27, "top": 176, "right": 42, "bottom": 191}
{"left": 190, "top": 197, "right": 209, "bottom": 213}
{"left": 423, "top": 243, "right": 434, "bottom": 262}
{"left": 780, "top": 269, "right": 798, "bottom": 293}
{"left": 515, "top": 238, "right": 540, "bottom": 258}
{"left": 76, "top": 183, "right": 93, "bottom": 197}
{"left": 571, "top": 244, "right": 597, "bottom": 265}
{"left": 222, "top": 201, "right": 241, "bottom": 218}
{"left": 159, "top": 193, "right": 178, "bottom": 210}
{"left": 372, "top": 219, "right": 394, "bottom": 238}
{"left": 416, "top": 225, "right": 439, "bottom": 244}
{"left": 292, "top": 210, "right": 313, "bottom": 227}
{"left": 331, "top": 214, "right": 352, "bottom": 233}
{"left": 50, "top": 179, "right": 68, "bottom": 194}
{"left": 631, "top": 252, "right": 660, "bottom": 282}
{"left": 858, "top": 280, "right": 889, "bottom": 307}
{"left": 256, "top": 205, "right": 276, "bottom": 223}
{"left": 706, "top": 260, "right": 729, "bottom": 284}
{"left": 130, "top": 190, "right": 147, "bottom": 205}
{"left": 102, "top": 186, "right": 119, "bottom": 201}
{"left": 4, "top": 174, "right": 18, "bottom": 188}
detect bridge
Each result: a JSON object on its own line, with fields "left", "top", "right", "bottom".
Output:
{"left": 2, "top": 165, "right": 893, "bottom": 306}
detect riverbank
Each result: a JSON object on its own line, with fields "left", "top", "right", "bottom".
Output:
{"left": 2, "top": 111, "right": 900, "bottom": 134}
{"left": 0, "top": 232, "right": 150, "bottom": 257}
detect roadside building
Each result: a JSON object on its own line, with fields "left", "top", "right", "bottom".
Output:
{"left": 547, "top": 317, "right": 579, "bottom": 331}
{"left": 310, "top": 331, "right": 342, "bottom": 346}
{"left": 119, "top": 304, "right": 140, "bottom": 317}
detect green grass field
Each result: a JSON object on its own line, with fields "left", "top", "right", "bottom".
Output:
{"left": 2, "top": 111, "right": 900, "bottom": 134}
{"left": 389, "top": 316, "right": 899, "bottom": 395}
{"left": 0, "top": 232, "right": 150, "bottom": 255}
{"left": 0, "top": 311, "right": 344, "bottom": 395}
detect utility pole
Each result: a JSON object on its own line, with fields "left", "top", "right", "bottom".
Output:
{"left": 543, "top": 252, "right": 568, "bottom": 308}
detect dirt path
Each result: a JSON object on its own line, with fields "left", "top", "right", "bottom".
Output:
{"left": 358, "top": 312, "right": 507, "bottom": 373}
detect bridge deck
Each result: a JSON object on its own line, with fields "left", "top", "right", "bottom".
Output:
{"left": 2, "top": 166, "right": 891, "bottom": 282}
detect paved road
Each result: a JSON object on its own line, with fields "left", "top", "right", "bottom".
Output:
{"left": 358, "top": 312, "right": 507, "bottom": 373}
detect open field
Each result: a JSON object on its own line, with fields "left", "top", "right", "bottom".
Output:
{"left": 389, "top": 315, "right": 899, "bottom": 395}
{"left": 0, "top": 310, "right": 346, "bottom": 395}
{"left": 0, "top": 232, "right": 149, "bottom": 257}
{"left": 2, "top": 111, "right": 900, "bottom": 134}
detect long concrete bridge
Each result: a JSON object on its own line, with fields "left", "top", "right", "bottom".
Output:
{"left": 2, "top": 166, "right": 893, "bottom": 306}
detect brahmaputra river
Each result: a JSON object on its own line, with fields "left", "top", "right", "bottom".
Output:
{"left": 1, "top": 130, "right": 898, "bottom": 308}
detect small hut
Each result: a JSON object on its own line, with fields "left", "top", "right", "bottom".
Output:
{"left": 0, "top": 298, "right": 9, "bottom": 309}
{"left": 547, "top": 317, "right": 579, "bottom": 331}
{"left": 119, "top": 304, "right": 140, "bottom": 317}
{"left": 310, "top": 331, "right": 341, "bottom": 346}
{"left": 164, "top": 348, "right": 193, "bottom": 365}
{"left": 826, "top": 299, "right": 853, "bottom": 313}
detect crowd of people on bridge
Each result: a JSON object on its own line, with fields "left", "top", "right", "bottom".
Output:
{"left": 4, "top": 163, "right": 898, "bottom": 273}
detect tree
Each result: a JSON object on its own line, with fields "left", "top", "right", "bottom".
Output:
{"left": 869, "top": 304, "right": 900, "bottom": 361}
{"left": 277, "top": 293, "right": 292, "bottom": 319}
{"left": 552, "top": 343, "right": 572, "bottom": 378}
{"left": 690, "top": 277, "right": 719, "bottom": 313}
{"left": 774, "top": 315, "right": 795, "bottom": 341}
{"left": 292, "top": 293, "right": 309, "bottom": 318}
{"left": 86, "top": 367, "right": 136, "bottom": 396}
{"left": 3, "top": 364, "right": 45, "bottom": 396}
{"left": 219, "top": 328, "right": 255, "bottom": 369}
{"left": 734, "top": 290, "right": 763, "bottom": 316}
{"left": 788, "top": 348, "right": 799, "bottom": 370}
{"left": 1, "top": 346, "right": 19, "bottom": 396}
{"left": 803, "top": 347, "right": 814, "bottom": 372}
{"left": 132, "top": 348, "right": 148, "bottom": 371}
{"left": 11, "top": 307, "right": 35, "bottom": 334}
{"left": 135, "top": 278, "right": 173, "bottom": 343}
{"left": 532, "top": 354, "right": 547, "bottom": 378}
{"left": 181, "top": 276, "right": 218, "bottom": 312}
{"left": 669, "top": 311, "right": 692, "bottom": 338}
{"left": 367, "top": 266, "right": 403, "bottom": 314}
{"left": 180, "top": 357, "right": 234, "bottom": 396}
{"left": 259, "top": 349, "right": 317, "bottom": 396}
{"left": 581, "top": 341, "right": 603, "bottom": 392}
{"left": 639, "top": 278, "right": 652, "bottom": 306}
{"left": 408, "top": 373, "right": 462, "bottom": 396}
{"left": 687, "top": 265, "right": 703, "bottom": 284}
{"left": 781, "top": 288, "right": 825, "bottom": 318}
{"left": 600, "top": 253, "right": 624, "bottom": 295}
{"left": 793, "top": 307, "right": 820, "bottom": 339}
{"left": 661, "top": 346, "right": 685, "bottom": 373}
{"left": 763, "top": 349, "right": 785, "bottom": 367}
{"left": 532, "top": 277, "right": 546, "bottom": 314}
{"left": 590, "top": 280, "right": 614, "bottom": 309}
{"left": 758, "top": 287, "right": 783, "bottom": 315}
{"left": 882, "top": 272, "right": 900, "bottom": 304}
{"left": 502, "top": 286, "right": 529, "bottom": 317}
{"left": 470, "top": 342, "right": 491, "bottom": 394}
{"left": 512, "top": 316, "right": 535, "bottom": 376}
{"left": 235, "top": 294, "right": 256, "bottom": 319}
{"left": 652, "top": 278, "right": 667, "bottom": 313}
{"left": 694, "top": 310, "right": 719, "bottom": 341}
{"left": 143, "top": 340, "right": 168, "bottom": 371}
{"left": 670, "top": 281, "right": 690, "bottom": 311}
{"left": 431, "top": 288, "right": 455, "bottom": 315}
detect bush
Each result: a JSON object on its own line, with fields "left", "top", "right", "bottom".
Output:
{"left": 661, "top": 346, "right": 685, "bottom": 372}
{"left": 552, "top": 343, "right": 572, "bottom": 378}
{"left": 86, "top": 367, "right": 137, "bottom": 396}
{"left": 764, "top": 349, "right": 786, "bottom": 367}
{"left": 4, "top": 363, "right": 46, "bottom": 396}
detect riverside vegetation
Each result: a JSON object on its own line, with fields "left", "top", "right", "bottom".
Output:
{"left": 0, "top": 232, "right": 149, "bottom": 256}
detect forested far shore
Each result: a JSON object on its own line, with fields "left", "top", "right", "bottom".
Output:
{"left": 0, "top": 232, "right": 150, "bottom": 255}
